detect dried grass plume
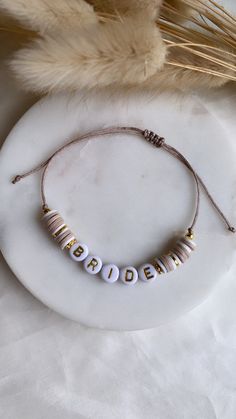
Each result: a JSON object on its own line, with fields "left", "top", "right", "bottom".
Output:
{"left": 10, "top": 14, "right": 167, "bottom": 93}
{"left": 0, "top": 0, "right": 97, "bottom": 33}
{"left": 0, "top": 0, "right": 235, "bottom": 93}
{"left": 89, "top": 0, "right": 163, "bottom": 20}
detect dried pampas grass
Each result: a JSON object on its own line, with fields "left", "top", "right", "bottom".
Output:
{"left": 10, "top": 15, "right": 167, "bottom": 93}
{"left": 89, "top": 0, "right": 163, "bottom": 20}
{"left": 0, "top": 0, "right": 235, "bottom": 94}
{"left": 0, "top": 0, "right": 97, "bottom": 33}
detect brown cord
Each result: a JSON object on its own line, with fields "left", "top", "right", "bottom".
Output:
{"left": 12, "top": 126, "right": 235, "bottom": 233}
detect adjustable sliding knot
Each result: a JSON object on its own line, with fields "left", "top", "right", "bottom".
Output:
{"left": 42, "top": 204, "right": 50, "bottom": 214}
{"left": 228, "top": 226, "right": 236, "bottom": 233}
{"left": 143, "top": 129, "right": 165, "bottom": 148}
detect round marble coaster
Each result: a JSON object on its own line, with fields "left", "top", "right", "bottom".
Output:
{"left": 0, "top": 91, "right": 235, "bottom": 330}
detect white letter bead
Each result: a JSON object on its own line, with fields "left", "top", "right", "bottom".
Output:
{"left": 138, "top": 263, "right": 157, "bottom": 283}
{"left": 69, "top": 242, "right": 89, "bottom": 262}
{"left": 120, "top": 266, "right": 138, "bottom": 285}
{"left": 101, "top": 264, "right": 119, "bottom": 283}
{"left": 84, "top": 255, "right": 102, "bottom": 275}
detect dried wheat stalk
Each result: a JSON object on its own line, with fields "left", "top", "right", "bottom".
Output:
{"left": 159, "top": 0, "right": 236, "bottom": 82}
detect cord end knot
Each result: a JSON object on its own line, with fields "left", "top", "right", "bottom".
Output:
{"left": 12, "top": 175, "right": 22, "bottom": 184}
{"left": 42, "top": 204, "right": 50, "bottom": 214}
{"left": 143, "top": 129, "right": 165, "bottom": 148}
{"left": 228, "top": 226, "right": 236, "bottom": 233}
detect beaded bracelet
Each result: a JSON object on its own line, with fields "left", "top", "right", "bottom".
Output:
{"left": 12, "top": 126, "right": 235, "bottom": 285}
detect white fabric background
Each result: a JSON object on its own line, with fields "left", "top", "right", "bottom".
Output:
{"left": 0, "top": 3, "right": 236, "bottom": 417}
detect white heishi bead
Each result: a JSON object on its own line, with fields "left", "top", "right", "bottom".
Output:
{"left": 84, "top": 255, "right": 102, "bottom": 275}
{"left": 183, "top": 237, "right": 196, "bottom": 250}
{"left": 120, "top": 266, "right": 138, "bottom": 285}
{"left": 179, "top": 242, "right": 192, "bottom": 254}
{"left": 42, "top": 209, "right": 58, "bottom": 220}
{"left": 138, "top": 263, "right": 157, "bottom": 283}
{"left": 69, "top": 242, "right": 89, "bottom": 262}
{"left": 170, "top": 253, "right": 182, "bottom": 266}
{"left": 101, "top": 264, "right": 119, "bottom": 283}
{"left": 167, "top": 255, "right": 177, "bottom": 271}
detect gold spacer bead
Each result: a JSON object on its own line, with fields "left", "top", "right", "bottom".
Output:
{"left": 66, "top": 239, "right": 77, "bottom": 250}
{"left": 42, "top": 205, "right": 51, "bottom": 214}
{"left": 53, "top": 225, "right": 67, "bottom": 238}
{"left": 151, "top": 260, "right": 163, "bottom": 274}
{"left": 169, "top": 254, "right": 180, "bottom": 266}
{"left": 185, "top": 228, "right": 194, "bottom": 240}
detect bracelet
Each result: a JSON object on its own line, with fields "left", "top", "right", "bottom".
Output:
{"left": 12, "top": 126, "right": 235, "bottom": 285}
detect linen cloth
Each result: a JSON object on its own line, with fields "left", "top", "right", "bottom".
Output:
{"left": 1, "top": 5, "right": 236, "bottom": 418}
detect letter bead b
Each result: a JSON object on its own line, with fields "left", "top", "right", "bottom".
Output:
{"left": 69, "top": 242, "right": 89, "bottom": 262}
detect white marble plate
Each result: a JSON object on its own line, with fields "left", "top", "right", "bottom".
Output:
{"left": 0, "top": 91, "right": 235, "bottom": 330}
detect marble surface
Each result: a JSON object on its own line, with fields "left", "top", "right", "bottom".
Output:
{"left": 0, "top": 90, "right": 235, "bottom": 330}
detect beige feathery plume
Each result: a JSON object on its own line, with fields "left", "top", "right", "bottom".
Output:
{"left": 89, "top": 0, "right": 163, "bottom": 20}
{"left": 89, "top": 0, "right": 189, "bottom": 19}
{"left": 144, "top": 54, "right": 228, "bottom": 91}
{"left": 0, "top": 0, "right": 97, "bottom": 33}
{"left": 9, "top": 14, "right": 167, "bottom": 93}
